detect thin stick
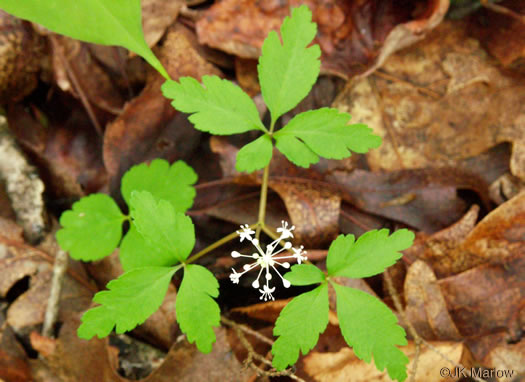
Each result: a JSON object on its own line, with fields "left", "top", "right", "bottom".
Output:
{"left": 42, "top": 249, "right": 68, "bottom": 337}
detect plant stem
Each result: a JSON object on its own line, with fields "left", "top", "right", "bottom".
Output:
{"left": 256, "top": 120, "right": 276, "bottom": 238}
{"left": 256, "top": 164, "right": 270, "bottom": 238}
{"left": 186, "top": 223, "right": 258, "bottom": 264}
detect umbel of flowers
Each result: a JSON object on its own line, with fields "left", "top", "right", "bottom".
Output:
{"left": 230, "top": 221, "right": 308, "bottom": 301}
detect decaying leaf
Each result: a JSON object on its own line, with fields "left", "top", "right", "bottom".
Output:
{"left": 337, "top": 20, "right": 525, "bottom": 180}
{"left": 141, "top": 0, "right": 183, "bottom": 47}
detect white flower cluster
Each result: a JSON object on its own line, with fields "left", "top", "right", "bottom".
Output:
{"left": 230, "top": 221, "right": 307, "bottom": 301}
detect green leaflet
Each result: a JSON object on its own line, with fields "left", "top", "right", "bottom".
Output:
{"left": 333, "top": 284, "right": 409, "bottom": 382}
{"left": 236, "top": 134, "right": 273, "bottom": 173}
{"left": 129, "top": 191, "right": 195, "bottom": 264}
{"left": 258, "top": 5, "right": 321, "bottom": 122}
{"left": 274, "top": 108, "right": 382, "bottom": 167}
{"left": 0, "top": 0, "right": 167, "bottom": 78}
{"left": 119, "top": 225, "right": 174, "bottom": 271}
{"left": 272, "top": 284, "right": 329, "bottom": 370}
{"left": 284, "top": 264, "right": 325, "bottom": 286}
{"left": 78, "top": 266, "right": 177, "bottom": 339}
{"left": 161, "top": 76, "right": 266, "bottom": 135}
{"left": 56, "top": 194, "right": 124, "bottom": 261}
{"left": 121, "top": 159, "right": 197, "bottom": 214}
{"left": 176, "top": 265, "right": 220, "bottom": 353}
{"left": 326, "top": 229, "right": 415, "bottom": 279}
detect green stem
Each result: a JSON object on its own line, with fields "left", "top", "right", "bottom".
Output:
{"left": 255, "top": 120, "right": 276, "bottom": 238}
{"left": 186, "top": 223, "right": 258, "bottom": 264}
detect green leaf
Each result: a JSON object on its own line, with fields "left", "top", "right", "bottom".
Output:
{"left": 129, "top": 191, "right": 195, "bottom": 264}
{"left": 272, "top": 284, "right": 329, "bottom": 370}
{"left": 284, "top": 264, "right": 325, "bottom": 286}
{"left": 258, "top": 5, "right": 321, "bottom": 122}
{"left": 176, "top": 265, "right": 220, "bottom": 353}
{"left": 333, "top": 284, "right": 408, "bottom": 382}
{"left": 326, "top": 229, "right": 414, "bottom": 279}
{"left": 121, "top": 159, "right": 197, "bottom": 213}
{"left": 274, "top": 134, "right": 318, "bottom": 168}
{"left": 0, "top": 0, "right": 168, "bottom": 79}
{"left": 119, "top": 225, "right": 176, "bottom": 271}
{"left": 274, "top": 108, "right": 382, "bottom": 167}
{"left": 78, "top": 266, "right": 177, "bottom": 339}
{"left": 57, "top": 194, "right": 123, "bottom": 261}
{"left": 236, "top": 134, "right": 273, "bottom": 173}
{"left": 161, "top": 76, "right": 266, "bottom": 135}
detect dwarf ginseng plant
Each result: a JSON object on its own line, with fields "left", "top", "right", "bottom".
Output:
{"left": 1, "top": 1, "right": 415, "bottom": 380}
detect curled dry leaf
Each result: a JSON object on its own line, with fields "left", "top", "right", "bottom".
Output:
{"left": 337, "top": 20, "right": 525, "bottom": 180}
{"left": 196, "top": 0, "right": 449, "bottom": 78}
{"left": 103, "top": 24, "right": 220, "bottom": 193}
{"left": 404, "top": 260, "right": 462, "bottom": 341}
{"left": 302, "top": 341, "right": 473, "bottom": 382}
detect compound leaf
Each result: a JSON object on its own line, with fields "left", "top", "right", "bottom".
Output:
{"left": 274, "top": 108, "right": 382, "bottom": 167}
{"left": 258, "top": 5, "right": 321, "bottom": 122}
{"left": 236, "top": 134, "right": 273, "bottom": 173}
{"left": 129, "top": 191, "right": 195, "bottom": 264}
{"left": 176, "top": 265, "right": 220, "bottom": 353}
{"left": 162, "top": 76, "right": 265, "bottom": 135}
{"left": 272, "top": 284, "right": 329, "bottom": 370}
{"left": 284, "top": 264, "right": 325, "bottom": 286}
{"left": 78, "top": 266, "right": 176, "bottom": 339}
{"left": 326, "top": 230, "right": 414, "bottom": 279}
{"left": 121, "top": 159, "right": 197, "bottom": 213}
{"left": 57, "top": 194, "right": 123, "bottom": 261}
{"left": 333, "top": 284, "right": 408, "bottom": 382}
{"left": 0, "top": 0, "right": 168, "bottom": 78}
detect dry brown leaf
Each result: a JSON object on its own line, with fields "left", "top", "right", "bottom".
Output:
{"left": 337, "top": 20, "right": 525, "bottom": 180}
{"left": 461, "top": 191, "right": 525, "bottom": 262}
{"left": 141, "top": 0, "right": 182, "bottom": 47}
{"left": 328, "top": 168, "right": 488, "bottom": 233}
{"left": 404, "top": 260, "right": 462, "bottom": 341}
{"left": 439, "top": 255, "right": 525, "bottom": 337}
{"left": 303, "top": 341, "right": 473, "bottom": 382}
{"left": 144, "top": 327, "right": 254, "bottom": 382}
{"left": 403, "top": 205, "right": 480, "bottom": 277}
{"left": 196, "top": 0, "right": 448, "bottom": 79}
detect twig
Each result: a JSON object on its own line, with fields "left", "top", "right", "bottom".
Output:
{"left": 0, "top": 116, "right": 46, "bottom": 243}
{"left": 221, "top": 316, "right": 306, "bottom": 382}
{"left": 42, "top": 248, "right": 69, "bottom": 337}
{"left": 480, "top": 0, "right": 525, "bottom": 24}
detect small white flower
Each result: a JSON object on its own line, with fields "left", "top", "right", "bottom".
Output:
{"left": 229, "top": 222, "right": 307, "bottom": 300}
{"left": 230, "top": 269, "right": 241, "bottom": 284}
{"left": 236, "top": 224, "right": 255, "bottom": 242}
{"left": 259, "top": 285, "right": 276, "bottom": 301}
{"left": 292, "top": 245, "right": 308, "bottom": 264}
{"left": 276, "top": 220, "right": 295, "bottom": 239}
